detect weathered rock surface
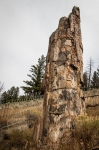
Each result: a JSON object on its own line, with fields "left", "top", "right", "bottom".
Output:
{"left": 42, "top": 6, "right": 85, "bottom": 145}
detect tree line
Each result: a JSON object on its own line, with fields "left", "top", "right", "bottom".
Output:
{"left": 83, "top": 68, "right": 99, "bottom": 91}
{"left": 0, "top": 56, "right": 99, "bottom": 103}
{"left": 83, "top": 58, "right": 99, "bottom": 91}
{"left": 0, "top": 55, "right": 46, "bottom": 103}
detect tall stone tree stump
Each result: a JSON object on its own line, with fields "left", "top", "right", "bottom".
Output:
{"left": 42, "top": 6, "right": 85, "bottom": 145}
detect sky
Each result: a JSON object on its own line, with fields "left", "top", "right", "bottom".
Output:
{"left": 0, "top": 0, "right": 99, "bottom": 95}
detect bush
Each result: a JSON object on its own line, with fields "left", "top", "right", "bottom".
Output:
{"left": 0, "top": 128, "right": 35, "bottom": 150}
{"left": 59, "top": 115, "right": 99, "bottom": 150}
{"left": 0, "top": 118, "right": 7, "bottom": 128}
{"left": 74, "top": 115, "right": 99, "bottom": 150}
{"left": 25, "top": 109, "right": 42, "bottom": 129}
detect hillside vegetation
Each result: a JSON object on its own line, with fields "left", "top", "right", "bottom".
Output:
{"left": 0, "top": 100, "right": 99, "bottom": 150}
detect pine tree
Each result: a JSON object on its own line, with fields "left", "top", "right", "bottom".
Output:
{"left": 83, "top": 72, "right": 88, "bottom": 91}
{"left": 1, "top": 91, "right": 8, "bottom": 103}
{"left": 21, "top": 55, "right": 46, "bottom": 95}
{"left": 1, "top": 86, "right": 19, "bottom": 103}
{"left": 96, "top": 67, "right": 99, "bottom": 88}
{"left": 91, "top": 71, "right": 98, "bottom": 88}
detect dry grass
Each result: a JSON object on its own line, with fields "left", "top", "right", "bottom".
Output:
{"left": 0, "top": 128, "right": 35, "bottom": 150}
{"left": 1, "top": 99, "right": 99, "bottom": 150}
{"left": 86, "top": 106, "right": 99, "bottom": 117}
{"left": 0, "top": 101, "right": 43, "bottom": 150}
{"left": 0, "top": 100, "right": 43, "bottom": 127}
{"left": 59, "top": 115, "right": 99, "bottom": 150}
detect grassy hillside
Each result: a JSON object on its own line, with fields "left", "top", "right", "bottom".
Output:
{"left": 0, "top": 99, "right": 99, "bottom": 150}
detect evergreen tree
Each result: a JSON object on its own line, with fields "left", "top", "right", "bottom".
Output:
{"left": 21, "top": 55, "right": 46, "bottom": 95}
{"left": 91, "top": 71, "right": 99, "bottom": 88}
{"left": 96, "top": 67, "right": 99, "bottom": 88}
{"left": 83, "top": 72, "right": 89, "bottom": 91}
{"left": 7, "top": 86, "right": 19, "bottom": 100}
{"left": 1, "top": 86, "right": 19, "bottom": 103}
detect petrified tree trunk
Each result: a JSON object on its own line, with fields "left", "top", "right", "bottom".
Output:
{"left": 42, "top": 6, "right": 85, "bottom": 144}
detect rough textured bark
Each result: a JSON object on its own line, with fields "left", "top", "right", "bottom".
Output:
{"left": 42, "top": 6, "right": 85, "bottom": 144}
